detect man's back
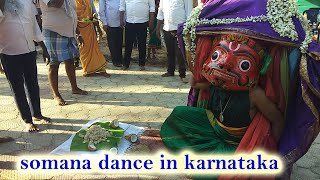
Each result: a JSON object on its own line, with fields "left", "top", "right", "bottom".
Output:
{"left": 157, "top": 0, "right": 193, "bottom": 31}
{"left": 120, "top": 0, "right": 155, "bottom": 23}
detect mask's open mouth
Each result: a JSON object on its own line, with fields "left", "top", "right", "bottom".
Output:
{"left": 202, "top": 63, "right": 236, "bottom": 84}
{"left": 202, "top": 63, "right": 250, "bottom": 88}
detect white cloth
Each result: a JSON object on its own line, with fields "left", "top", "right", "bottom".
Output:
{"left": 119, "top": 0, "right": 155, "bottom": 24}
{"left": 99, "top": 0, "right": 121, "bottom": 27}
{"left": 50, "top": 120, "right": 145, "bottom": 155}
{"left": 40, "top": 0, "right": 78, "bottom": 37}
{"left": 157, "top": 0, "right": 193, "bottom": 31}
{"left": 0, "top": 0, "right": 43, "bottom": 55}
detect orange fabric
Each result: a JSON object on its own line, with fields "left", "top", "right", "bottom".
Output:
{"left": 76, "top": 0, "right": 107, "bottom": 75}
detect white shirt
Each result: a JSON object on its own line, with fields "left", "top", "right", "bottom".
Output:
{"left": 0, "top": 0, "right": 43, "bottom": 55}
{"left": 99, "top": 0, "right": 121, "bottom": 27}
{"left": 119, "top": 0, "right": 155, "bottom": 24}
{"left": 157, "top": 0, "right": 193, "bottom": 31}
{"left": 40, "top": 0, "right": 78, "bottom": 37}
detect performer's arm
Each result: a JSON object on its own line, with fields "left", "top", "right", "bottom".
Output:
{"left": 249, "top": 87, "right": 285, "bottom": 142}
{"left": 190, "top": 75, "right": 211, "bottom": 89}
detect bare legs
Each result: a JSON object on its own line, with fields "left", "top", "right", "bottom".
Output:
{"left": 48, "top": 59, "right": 87, "bottom": 106}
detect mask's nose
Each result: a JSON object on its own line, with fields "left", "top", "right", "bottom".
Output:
{"left": 216, "top": 54, "right": 233, "bottom": 70}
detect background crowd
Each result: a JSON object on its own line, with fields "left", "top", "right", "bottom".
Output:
{"left": 0, "top": 0, "right": 197, "bottom": 133}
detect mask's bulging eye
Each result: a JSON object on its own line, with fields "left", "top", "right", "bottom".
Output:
{"left": 239, "top": 60, "right": 251, "bottom": 72}
{"left": 211, "top": 50, "right": 220, "bottom": 61}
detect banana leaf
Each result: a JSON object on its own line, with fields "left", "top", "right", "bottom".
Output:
{"left": 70, "top": 122, "right": 125, "bottom": 151}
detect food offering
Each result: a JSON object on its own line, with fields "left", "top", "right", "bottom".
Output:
{"left": 70, "top": 121, "right": 125, "bottom": 152}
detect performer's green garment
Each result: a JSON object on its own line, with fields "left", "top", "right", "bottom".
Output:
{"left": 160, "top": 87, "right": 251, "bottom": 154}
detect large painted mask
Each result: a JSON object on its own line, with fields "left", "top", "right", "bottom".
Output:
{"left": 202, "top": 34, "right": 265, "bottom": 91}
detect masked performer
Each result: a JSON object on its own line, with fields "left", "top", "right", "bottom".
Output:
{"left": 135, "top": 0, "right": 320, "bottom": 179}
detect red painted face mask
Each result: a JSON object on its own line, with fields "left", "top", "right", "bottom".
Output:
{"left": 202, "top": 35, "right": 263, "bottom": 91}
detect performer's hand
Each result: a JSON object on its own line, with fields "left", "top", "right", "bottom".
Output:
{"left": 190, "top": 76, "right": 196, "bottom": 88}
{"left": 249, "top": 86, "right": 285, "bottom": 142}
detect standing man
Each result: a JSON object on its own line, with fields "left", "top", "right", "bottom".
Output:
{"left": 120, "top": 0, "right": 155, "bottom": 71}
{"left": 99, "top": 0, "right": 123, "bottom": 68}
{"left": 40, "top": 0, "right": 88, "bottom": 106}
{"left": 156, "top": 0, "right": 193, "bottom": 83}
{"left": 0, "top": 0, "right": 51, "bottom": 132}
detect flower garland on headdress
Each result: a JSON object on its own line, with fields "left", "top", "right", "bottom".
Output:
{"left": 183, "top": 0, "right": 313, "bottom": 66}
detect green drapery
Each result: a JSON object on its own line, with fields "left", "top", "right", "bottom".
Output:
{"left": 160, "top": 106, "right": 247, "bottom": 154}
{"left": 297, "top": 0, "right": 320, "bottom": 13}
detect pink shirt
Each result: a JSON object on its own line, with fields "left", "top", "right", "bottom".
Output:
{"left": 0, "top": 0, "right": 43, "bottom": 55}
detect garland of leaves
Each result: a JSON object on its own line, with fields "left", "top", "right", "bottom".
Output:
{"left": 183, "top": 0, "right": 313, "bottom": 65}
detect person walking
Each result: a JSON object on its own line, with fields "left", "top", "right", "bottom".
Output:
{"left": 156, "top": 0, "right": 193, "bottom": 83}
{"left": 99, "top": 0, "right": 123, "bottom": 68}
{"left": 76, "top": 0, "right": 111, "bottom": 77}
{"left": 40, "top": 0, "right": 88, "bottom": 106}
{"left": 120, "top": 0, "right": 155, "bottom": 71}
{"left": 0, "top": 0, "right": 51, "bottom": 132}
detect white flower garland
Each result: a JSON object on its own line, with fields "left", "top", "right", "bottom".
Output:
{"left": 183, "top": 3, "right": 204, "bottom": 64}
{"left": 266, "top": 0, "right": 299, "bottom": 41}
{"left": 183, "top": 0, "right": 313, "bottom": 64}
{"left": 296, "top": 13, "right": 313, "bottom": 53}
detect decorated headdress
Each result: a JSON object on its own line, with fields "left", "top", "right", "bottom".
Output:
{"left": 179, "top": 0, "right": 319, "bottom": 70}
{"left": 178, "top": 0, "right": 320, "bottom": 178}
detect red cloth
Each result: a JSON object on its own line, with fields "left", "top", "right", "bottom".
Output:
{"left": 218, "top": 46, "right": 286, "bottom": 180}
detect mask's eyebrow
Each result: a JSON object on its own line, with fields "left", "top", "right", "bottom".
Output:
{"left": 216, "top": 44, "right": 230, "bottom": 52}
{"left": 233, "top": 51, "right": 256, "bottom": 63}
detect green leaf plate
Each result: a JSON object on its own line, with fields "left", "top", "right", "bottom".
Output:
{"left": 70, "top": 122, "right": 125, "bottom": 152}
